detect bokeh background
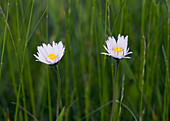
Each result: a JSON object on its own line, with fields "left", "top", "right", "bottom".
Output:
{"left": 0, "top": 0, "right": 169, "bottom": 121}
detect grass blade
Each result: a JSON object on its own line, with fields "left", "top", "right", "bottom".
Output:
{"left": 56, "top": 107, "right": 65, "bottom": 121}
{"left": 115, "top": 100, "right": 138, "bottom": 121}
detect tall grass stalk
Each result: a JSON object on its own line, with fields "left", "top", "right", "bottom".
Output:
{"left": 47, "top": 67, "right": 52, "bottom": 121}
{"left": 46, "top": 0, "right": 52, "bottom": 120}
{"left": 25, "top": 51, "right": 36, "bottom": 116}
{"left": 149, "top": 2, "right": 160, "bottom": 119}
{"left": 15, "top": 0, "right": 20, "bottom": 42}
{"left": 6, "top": 37, "right": 17, "bottom": 96}
{"left": 65, "top": 0, "right": 71, "bottom": 120}
{"left": 111, "top": 0, "right": 126, "bottom": 34}
{"left": 11, "top": 102, "right": 38, "bottom": 121}
{"left": 166, "top": 0, "right": 169, "bottom": 62}
{"left": 107, "top": 1, "right": 111, "bottom": 35}
{"left": 165, "top": 1, "right": 169, "bottom": 120}
{"left": 54, "top": 65, "right": 62, "bottom": 119}
{"left": 65, "top": 0, "right": 70, "bottom": 120}
{"left": 104, "top": 0, "right": 108, "bottom": 41}
{"left": 139, "top": 3, "right": 145, "bottom": 119}
{"left": 14, "top": 85, "right": 21, "bottom": 121}
{"left": 14, "top": 0, "right": 34, "bottom": 120}
{"left": 139, "top": 35, "right": 146, "bottom": 121}
{"left": 81, "top": 100, "right": 114, "bottom": 120}
{"left": 94, "top": 1, "right": 102, "bottom": 121}
{"left": 110, "top": 60, "right": 119, "bottom": 121}
{"left": 85, "top": 0, "right": 95, "bottom": 120}
{"left": 100, "top": 0, "right": 108, "bottom": 120}
{"left": 0, "top": 4, "right": 19, "bottom": 70}
{"left": 74, "top": 0, "right": 83, "bottom": 120}
{"left": 97, "top": 0, "right": 104, "bottom": 120}
{"left": 115, "top": 100, "right": 138, "bottom": 121}
{"left": 141, "top": 0, "right": 145, "bottom": 37}
{"left": 118, "top": 75, "right": 125, "bottom": 121}
{"left": 119, "top": 0, "right": 124, "bottom": 34}
{"left": 145, "top": 1, "right": 152, "bottom": 111}
{"left": 0, "top": 3, "right": 9, "bottom": 83}
{"left": 162, "top": 46, "right": 169, "bottom": 121}
{"left": 20, "top": 69, "right": 28, "bottom": 121}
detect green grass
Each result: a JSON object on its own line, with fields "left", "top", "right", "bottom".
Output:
{"left": 0, "top": 0, "right": 169, "bottom": 121}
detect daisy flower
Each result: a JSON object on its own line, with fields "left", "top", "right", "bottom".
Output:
{"left": 34, "top": 41, "right": 65, "bottom": 65}
{"left": 101, "top": 34, "right": 132, "bottom": 59}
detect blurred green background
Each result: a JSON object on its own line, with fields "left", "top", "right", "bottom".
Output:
{"left": 0, "top": 0, "right": 169, "bottom": 121}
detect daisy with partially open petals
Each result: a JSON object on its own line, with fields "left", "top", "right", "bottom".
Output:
{"left": 101, "top": 34, "right": 132, "bottom": 59}
{"left": 34, "top": 41, "right": 65, "bottom": 65}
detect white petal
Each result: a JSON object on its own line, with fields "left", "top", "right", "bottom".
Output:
{"left": 42, "top": 43, "right": 49, "bottom": 55}
{"left": 33, "top": 54, "right": 39, "bottom": 60}
{"left": 57, "top": 41, "right": 65, "bottom": 59}
{"left": 101, "top": 52, "right": 111, "bottom": 56}
{"left": 38, "top": 46, "right": 47, "bottom": 60}
{"left": 34, "top": 54, "right": 49, "bottom": 64}
{"left": 52, "top": 41, "right": 56, "bottom": 47}
{"left": 127, "top": 51, "right": 133, "bottom": 54}
{"left": 123, "top": 56, "right": 131, "bottom": 59}
{"left": 47, "top": 44, "right": 53, "bottom": 54}
{"left": 103, "top": 45, "right": 110, "bottom": 53}
{"left": 117, "top": 34, "right": 128, "bottom": 51}
{"left": 124, "top": 36, "right": 128, "bottom": 50}
{"left": 106, "top": 36, "right": 116, "bottom": 51}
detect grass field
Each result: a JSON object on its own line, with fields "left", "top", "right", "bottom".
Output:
{"left": 0, "top": 0, "right": 169, "bottom": 121}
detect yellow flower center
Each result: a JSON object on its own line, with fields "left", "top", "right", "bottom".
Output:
{"left": 113, "top": 47, "right": 124, "bottom": 55}
{"left": 47, "top": 53, "right": 58, "bottom": 60}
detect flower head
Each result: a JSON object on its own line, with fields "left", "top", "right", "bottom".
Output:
{"left": 101, "top": 34, "right": 132, "bottom": 59}
{"left": 34, "top": 41, "right": 65, "bottom": 65}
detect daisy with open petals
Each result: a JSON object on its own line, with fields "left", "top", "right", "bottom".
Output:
{"left": 101, "top": 34, "right": 132, "bottom": 59}
{"left": 34, "top": 41, "right": 65, "bottom": 65}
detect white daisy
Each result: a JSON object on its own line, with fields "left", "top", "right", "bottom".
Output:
{"left": 101, "top": 34, "right": 132, "bottom": 59}
{"left": 34, "top": 41, "right": 65, "bottom": 65}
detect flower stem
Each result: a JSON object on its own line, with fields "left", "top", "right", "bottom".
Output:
{"left": 110, "top": 60, "right": 119, "bottom": 121}
{"left": 118, "top": 75, "right": 125, "bottom": 121}
{"left": 47, "top": 67, "right": 52, "bottom": 121}
{"left": 54, "top": 65, "right": 62, "bottom": 120}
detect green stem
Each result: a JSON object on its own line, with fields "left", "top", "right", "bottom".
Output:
{"left": 162, "top": 46, "right": 169, "bottom": 121}
{"left": 118, "top": 75, "right": 125, "bottom": 121}
{"left": 47, "top": 67, "right": 52, "bottom": 121}
{"left": 14, "top": 85, "right": 21, "bottom": 121}
{"left": 139, "top": 35, "right": 146, "bottom": 121}
{"left": 0, "top": 3, "right": 9, "bottom": 83}
{"left": 46, "top": 1, "right": 52, "bottom": 120}
{"left": 101, "top": 0, "right": 108, "bottom": 120}
{"left": 110, "top": 60, "right": 119, "bottom": 121}
{"left": 54, "top": 65, "right": 62, "bottom": 119}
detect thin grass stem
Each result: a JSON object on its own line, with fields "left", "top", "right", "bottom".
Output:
{"left": 0, "top": 3, "right": 9, "bottom": 83}
{"left": 54, "top": 65, "right": 62, "bottom": 119}
{"left": 14, "top": 0, "right": 34, "bottom": 120}
{"left": 47, "top": 67, "right": 52, "bottom": 121}
{"left": 0, "top": 5, "right": 19, "bottom": 70}
{"left": 46, "top": 1, "right": 52, "bottom": 120}
{"left": 162, "top": 46, "right": 169, "bottom": 121}
{"left": 26, "top": 51, "right": 36, "bottom": 116}
{"left": 118, "top": 75, "right": 125, "bottom": 121}
{"left": 101, "top": 0, "right": 108, "bottom": 120}
{"left": 139, "top": 35, "right": 146, "bottom": 121}
{"left": 110, "top": 60, "right": 119, "bottom": 121}
{"left": 115, "top": 100, "right": 138, "bottom": 121}
{"left": 111, "top": 0, "right": 126, "bottom": 34}
{"left": 81, "top": 100, "right": 113, "bottom": 120}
